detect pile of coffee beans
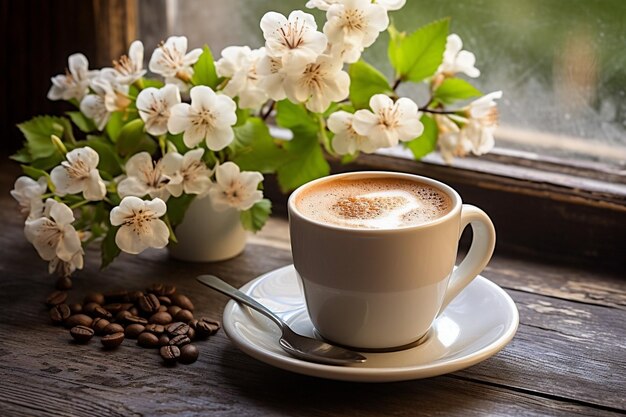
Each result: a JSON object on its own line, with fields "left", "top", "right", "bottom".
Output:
{"left": 47, "top": 284, "right": 220, "bottom": 365}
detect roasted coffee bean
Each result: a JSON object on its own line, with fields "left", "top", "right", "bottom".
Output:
{"left": 194, "top": 318, "right": 221, "bottom": 338}
{"left": 137, "top": 332, "right": 160, "bottom": 348}
{"left": 125, "top": 324, "right": 145, "bottom": 339}
{"left": 116, "top": 310, "right": 132, "bottom": 322}
{"left": 148, "top": 283, "right": 165, "bottom": 295}
{"left": 101, "top": 332, "right": 125, "bottom": 349}
{"left": 174, "top": 309, "right": 194, "bottom": 323}
{"left": 167, "top": 305, "right": 182, "bottom": 317}
{"left": 178, "top": 344, "right": 199, "bottom": 364}
{"left": 104, "top": 323, "right": 124, "bottom": 334}
{"left": 157, "top": 305, "right": 168, "bottom": 313}
{"left": 83, "top": 292, "right": 105, "bottom": 305}
{"left": 46, "top": 290, "right": 68, "bottom": 307}
{"left": 169, "top": 334, "right": 191, "bottom": 347}
{"left": 128, "top": 291, "right": 144, "bottom": 302}
{"left": 167, "top": 322, "right": 190, "bottom": 336}
{"left": 158, "top": 335, "right": 170, "bottom": 346}
{"left": 93, "top": 306, "right": 113, "bottom": 319}
{"left": 91, "top": 317, "right": 111, "bottom": 335}
{"left": 187, "top": 327, "right": 196, "bottom": 340}
{"left": 102, "top": 303, "right": 123, "bottom": 313}
{"left": 83, "top": 302, "right": 101, "bottom": 316}
{"left": 125, "top": 314, "right": 148, "bottom": 325}
{"left": 50, "top": 304, "right": 71, "bottom": 324}
{"left": 149, "top": 312, "right": 172, "bottom": 325}
{"left": 157, "top": 296, "right": 172, "bottom": 306}
{"left": 138, "top": 293, "right": 160, "bottom": 314}
{"left": 128, "top": 307, "right": 139, "bottom": 316}
{"left": 170, "top": 294, "right": 194, "bottom": 311}
{"left": 65, "top": 314, "right": 93, "bottom": 328}
{"left": 69, "top": 303, "right": 83, "bottom": 314}
{"left": 144, "top": 324, "right": 165, "bottom": 334}
{"left": 160, "top": 345, "right": 180, "bottom": 364}
{"left": 70, "top": 325, "right": 94, "bottom": 343}
{"left": 105, "top": 290, "right": 129, "bottom": 303}
{"left": 56, "top": 276, "right": 72, "bottom": 290}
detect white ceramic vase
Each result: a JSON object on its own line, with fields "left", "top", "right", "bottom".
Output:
{"left": 168, "top": 194, "right": 247, "bottom": 262}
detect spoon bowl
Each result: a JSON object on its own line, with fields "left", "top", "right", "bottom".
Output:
{"left": 196, "top": 274, "right": 367, "bottom": 366}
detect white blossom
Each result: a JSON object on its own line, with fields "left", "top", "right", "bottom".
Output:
{"left": 328, "top": 111, "right": 379, "bottom": 154}
{"left": 48, "top": 248, "right": 84, "bottom": 277}
{"left": 167, "top": 86, "right": 237, "bottom": 150}
{"left": 468, "top": 90, "right": 503, "bottom": 119}
{"left": 216, "top": 46, "right": 269, "bottom": 109}
{"left": 47, "top": 53, "right": 99, "bottom": 102}
{"left": 352, "top": 94, "right": 424, "bottom": 148}
{"left": 435, "top": 115, "right": 470, "bottom": 163}
{"left": 50, "top": 146, "right": 106, "bottom": 201}
{"left": 305, "top": 0, "right": 340, "bottom": 11}
{"left": 435, "top": 91, "right": 502, "bottom": 163}
{"left": 161, "top": 148, "right": 213, "bottom": 197}
{"left": 148, "top": 36, "right": 202, "bottom": 89}
{"left": 112, "top": 40, "right": 147, "bottom": 85}
{"left": 80, "top": 69, "right": 131, "bottom": 130}
{"left": 257, "top": 53, "right": 288, "bottom": 101}
{"left": 260, "top": 10, "right": 327, "bottom": 72}
{"left": 11, "top": 176, "right": 47, "bottom": 219}
{"left": 438, "top": 34, "right": 480, "bottom": 78}
{"left": 324, "top": 0, "right": 389, "bottom": 64}
{"left": 136, "top": 84, "right": 181, "bottom": 136}
{"left": 110, "top": 196, "right": 169, "bottom": 255}
{"left": 117, "top": 152, "right": 171, "bottom": 201}
{"left": 24, "top": 199, "right": 82, "bottom": 264}
{"left": 208, "top": 162, "right": 263, "bottom": 212}
{"left": 374, "top": 0, "right": 406, "bottom": 11}
{"left": 284, "top": 54, "right": 350, "bottom": 113}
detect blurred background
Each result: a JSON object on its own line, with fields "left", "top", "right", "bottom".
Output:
{"left": 2, "top": 0, "right": 625, "bottom": 167}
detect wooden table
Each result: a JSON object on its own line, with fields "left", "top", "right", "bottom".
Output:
{"left": 0, "top": 167, "right": 624, "bottom": 417}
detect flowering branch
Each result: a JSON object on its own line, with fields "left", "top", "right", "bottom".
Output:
{"left": 9, "top": 0, "right": 502, "bottom": 280}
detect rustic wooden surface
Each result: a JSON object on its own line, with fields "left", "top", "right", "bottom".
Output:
{"left": 0, "top": 166, "right": 625, "bottom": 417}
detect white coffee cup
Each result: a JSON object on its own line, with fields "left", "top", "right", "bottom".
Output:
{"left": 288, "top": 171, "right": 496, "bottom": 350}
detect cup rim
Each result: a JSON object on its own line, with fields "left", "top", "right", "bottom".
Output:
{"left": 288, "top": 171, "right": 462, "bottom": 233}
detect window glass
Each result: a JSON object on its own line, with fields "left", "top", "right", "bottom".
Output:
{"left": 140, "top": 0, "right": 626, "bottom": 167}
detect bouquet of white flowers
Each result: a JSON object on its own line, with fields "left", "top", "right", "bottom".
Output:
{"left": 11, "top": 0, "right": 502, "bottom": 279}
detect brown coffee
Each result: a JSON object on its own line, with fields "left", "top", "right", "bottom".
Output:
{"left": 295, "top": 177, "right": 452, "bottom": 229}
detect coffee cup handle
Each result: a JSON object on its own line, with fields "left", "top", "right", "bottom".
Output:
{"left": 438, "top": 204, "right": 496, "bottom": 314}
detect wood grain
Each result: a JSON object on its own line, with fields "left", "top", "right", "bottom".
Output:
{"left": 0, "top": 165, "right": 624, "bottom": 416}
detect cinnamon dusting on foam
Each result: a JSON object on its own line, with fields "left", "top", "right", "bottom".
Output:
{"left": 296, "top": 177, "right": 452, "bottom": 229}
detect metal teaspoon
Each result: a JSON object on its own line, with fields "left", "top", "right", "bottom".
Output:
{"left": 196, "top": 274, "right": 367, "bottom": 366}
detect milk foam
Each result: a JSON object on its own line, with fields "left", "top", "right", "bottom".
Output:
{"left": 296, "top": 177, "right": 452, "bottom": 229}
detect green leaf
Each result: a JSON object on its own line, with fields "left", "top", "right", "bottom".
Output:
{"left": 31, "top": 153, "right": 64, "bottom": 171}
{"left": 166, "top": 132, "right": 190, "bottom": 154}
{"left": 106, "top": 112, "right": 125, "bottom": 142}
{"left": 67, "top": 111, "right": 96, "bottom": 133}
{"left": 240, "top": 199, "right": 271, "bottom": 233}
{"left": 433, "top": 78, "right": 482, "bottom": 104}
{"left": 191, "top": 45, "right": 220, "bottom": 89}
{"left": 84, "top": 135, "right": 123, "bottom": 176}
{"left": 166, "top": 194, "right": 195, "bottom": 228}
{"left": 10, "top": 148, "right": 31, "bottom": 164}
{"left": 277, "top": 132, "right": 330, "bottom": 192}
{"left": 404, "top": 114, "right": 438, "bottom": 159}
{"left": 21, "top": 165, "right": 49, "bottom": 180}
{"left": 116, "top": 119, "right": 148, "bottom": 156}
{"left": 17, "top": 116, "right": 66, "bottom": 159}
{"left": 230, "top": 117, "right": 287, "bottom": 173}
{"left": 348, "top": 60, "right": 392, "bottom": 109}
{"left": 140, "top": 78, "right": 165, "bottom": 89}
{"left": 388, "top": 18, "right": 449, "bottom": 83}
{"left": 101, "top": 225, "right": 121, "bottom": 269}
{"left": 275, "top": 100, "right": 318, "bottom": 137}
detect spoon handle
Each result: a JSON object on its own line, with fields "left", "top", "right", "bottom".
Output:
{"left": 196, "top": 275, "right": 286, "bottom": 331}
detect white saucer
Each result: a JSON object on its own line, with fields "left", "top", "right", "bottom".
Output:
{"left": 222, "top": 265, "right": 519, "bottom": 382}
